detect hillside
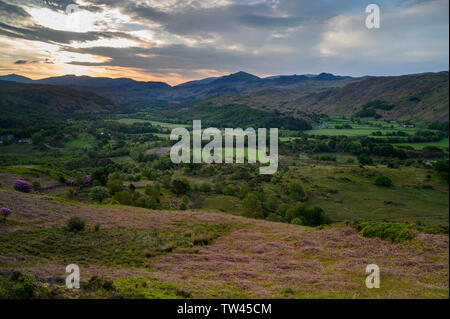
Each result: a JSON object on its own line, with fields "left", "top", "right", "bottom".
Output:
{"left": 0, "top": 81, "right": 122, "bottom": 128}
{"left": 0, "top": 72, "right": 362, "bottom": 103}
{"left": 205, "top": 72, "right": 449, "bottom": 123}
{"left": 0, "top": 187, "right": 448, "bottom": 298}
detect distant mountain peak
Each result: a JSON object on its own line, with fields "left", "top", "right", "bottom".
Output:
{"left": 0, "top": 74, "right": 33, "bottom": 83}
{"left": 210, "top": 71, "right": 260, "bottom": 85}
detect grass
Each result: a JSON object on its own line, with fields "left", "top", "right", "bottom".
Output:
{"left": 394, "top": 137, "right": 449, "bottom": 150}
{"left": 65, "top": 134, "right": 95, "bottom": 148}
{"left": 117, "top": 118, "right": 190, "bottom": 129}
{"left": 295, "top": 165, "right": 449, "bottom": 226}
{"left": 0, "top": 222, "right": 244, "bottom": 268}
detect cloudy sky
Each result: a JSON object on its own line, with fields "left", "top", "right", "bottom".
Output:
{"left": 0, "top": 0, "right": 448, "bottom": 85}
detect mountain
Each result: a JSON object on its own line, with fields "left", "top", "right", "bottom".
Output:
{"left": 291, "top": 71, "right": 449, "bottom": 122}
{"left": 0, "top": 71, "right": 361, "bottom": 102}
{"left": 0, "top": 81, "right": 122, "bottom": 128}
{"left": 1, "top": 71, "right": 447, "bottom": 122}
{"left": 204, "top": 71, "right": 448, "bottom": 122}
{"left": 0, "top": 74, "right": 33, "bottom": 83}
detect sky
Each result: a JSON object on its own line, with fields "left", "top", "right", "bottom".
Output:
{"left": 0, "top": 0, "right": 448, "bottom": 85}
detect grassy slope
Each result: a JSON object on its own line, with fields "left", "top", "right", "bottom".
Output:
{"left": 0, "top": 188, "right": 448, "bottom": 299}
{"left": 203, "top": 72, "right": 449, "bottom": 123}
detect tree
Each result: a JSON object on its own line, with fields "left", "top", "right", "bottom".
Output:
{"left": 289, "top": 181, "right": 306, "bottom": 201}
{"left": 135, "top": 196, "right": 149, "bottom": 208}
{"left": 242, "top": 193, "right": 263, "bottom": 219}
{"left": 89, "top": 186, "right": 109, "bottom": 203}
{"left": 31, "top": 132, "right": 44, "bottom": 146}
{"left": 112, "top": 191, "right": 133, "bottom": 205}
{"left": 358, "top": 153, "right": 373, "bottom": 166}
{"left": 374, "top": 176, "right": 393, "bottom": 187}
{"left": 172, "top": 179, "right": 190, "bottom": 195}
{"left": 107, "top": 178, "right": 123, "bottom": 195}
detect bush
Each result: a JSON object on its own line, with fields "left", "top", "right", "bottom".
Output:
{"left": 144, "top": 184, "right": 159, "bottom": 199}
{"left": 358, "top": 153, "right": 373, "bottom": 166}
{"left": 66, "top": 216, "right": 85, "bottom": 232}
{"left": 107, "top": 178, "right": 123, "bottom": 195}
{"left": 1, "top": 207, "right": 11, "bottom": 222}
{"left": 112, "top": 191, "right": 133, "bottom": 206}
{"left": 14, "top": 275, "right": 36, "bottom": 299}
{"left": 179, "top": 202, "right": 187, "bottom": 210}
{"left": 172, "top": 179, "right": 190, "bottom": 195}
{"left": 200, "top": 183, "right": 212, "bottom": 193}
{"left": 31, "top": 181, "right": 41, "bottom": 191}
{"left": 356, "top": 222, "right": 415, "bottom": 243}
{"left": 242, "top": 193, "right": 263, "bottom": 219}
{"left": 13, "top": 180, "right": 31, "bottom": 193}
{"left": 374, "top": 175, "right": 393, "bottom": 187}
{"left": 135, "top": 196, "right": 149, "bottom": 208}
{"left": 289, "top": 181, "right": 306, "bottom": 201}
{"left": 290, "top": 217, "right": 302, "bottom": 225}
{"left": 109, "top": 200, "right": 120, "bottom": 205}
{"left": 267, "top": 213, "right": 283, "bottom": 222}
{"left": 89, "top": 186, "right": 109, "bottom": 203}
{"left": 67, "top": 188, "right": 75, "bottom": 199}
{"left": 301, "top": 206, "right": 331, "bottom": 226}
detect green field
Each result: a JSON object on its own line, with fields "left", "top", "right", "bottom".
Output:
{"left": 394, "top": 137, "right": 449, "bottom": 150}
{"left": 117, "top": 118, "right": 190, "bottom": 129}
{"left": 65, "top": 134, "right": 96, "bottom": 148}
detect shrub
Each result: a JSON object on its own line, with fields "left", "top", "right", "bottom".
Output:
{"left": 200, "top": 183, "right": 212, "bottom": 193}
{"left": 135, "top": 196, "right": 149, "bottom": 208}
{"left": 109, "top": 200, "right": 120, "bottom": 205}
{"left": 84, "top": 175, "right": 92, "bottom": 186}
{"left": 66, "top": 216, "right": 85, "bottom": 232}
{"left": 144, "top": 184, "right": 159, "bottom": 198}
{"left": 172, "top": 179, "right": 190, "bottom": 195}
{"left": 289, "top": 181, "right": 306, "bottom": 201}
{"left": 179, "top": 202, "right": 187, "bottom": 210}
{"left": 14, "top": 275, "right": 36, "bottom": 299}
{"left": 85, "top": 276, "right": 115, "bottom": 291}
{"left": 356, "top": 222, "right": 415, "bottom": 243}
{"left": 67, "top": 188, "right": 75, "bottom": 199}
{"left": 112, "top": 191, "right": 133, "bottom": 206}
{"left": 89, "top": 186, "right": 109, "bottom": 203}
{"left": 374, "top": 175, "right": 393, "bottom": 187}
{"left": 358, "top": 153, "right": 373, "bottom": 166}
{"left": 65, "top": 179, "right": 74, "bottom": 186}
{"left": 267, "top": 213, "right": 283, "bottom": 222}
{"left": 13, "top": 180, "right": 31, "bottom": 193}
{"left": 285, "top": 203, "right": 305, "bottom": 223}
{"left": 107, "top": 179, "right": 123, "bottom": 195}
{"left": 31, "top": 181, "right": 41, "bottom": 191}
{"left": 1, "top": 207, "right": 11, "bottom": 222}
{"left": 290, "top": 218, "right": 302, "bottom": 225}
{"left": 301, "top": 206, "right": 331, "bottom": 226}
{"left": 242, "top": 193, "right": 263, "bottom": 219}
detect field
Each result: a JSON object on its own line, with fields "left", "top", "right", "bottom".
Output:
{"left": 394, "top": 138, "right": 449, "bottom": 150}
{"left": 0, "top": 114, "right": 448, "bottom": 299}
{"left": 0, "top": 188, "right": 448, "bottom": 298}
{"left": 117, "top": 118, "right": 190, "bottom": 129}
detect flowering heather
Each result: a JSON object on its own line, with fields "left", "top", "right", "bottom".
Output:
{"left": 13, "top": 180, "right": 31, "bottom": 193}
{"left": 1, "top": 207, "right": 11, "bottom": 221}
{"left": 84, "top": 175, "right": 92, "bottom": 185}
{"left": 66, "top": 179, "right": 74, "bottom": 186}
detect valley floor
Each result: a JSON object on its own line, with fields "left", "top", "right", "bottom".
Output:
{"left": 0, "top": 189, "right": 448, "bottom": 298}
